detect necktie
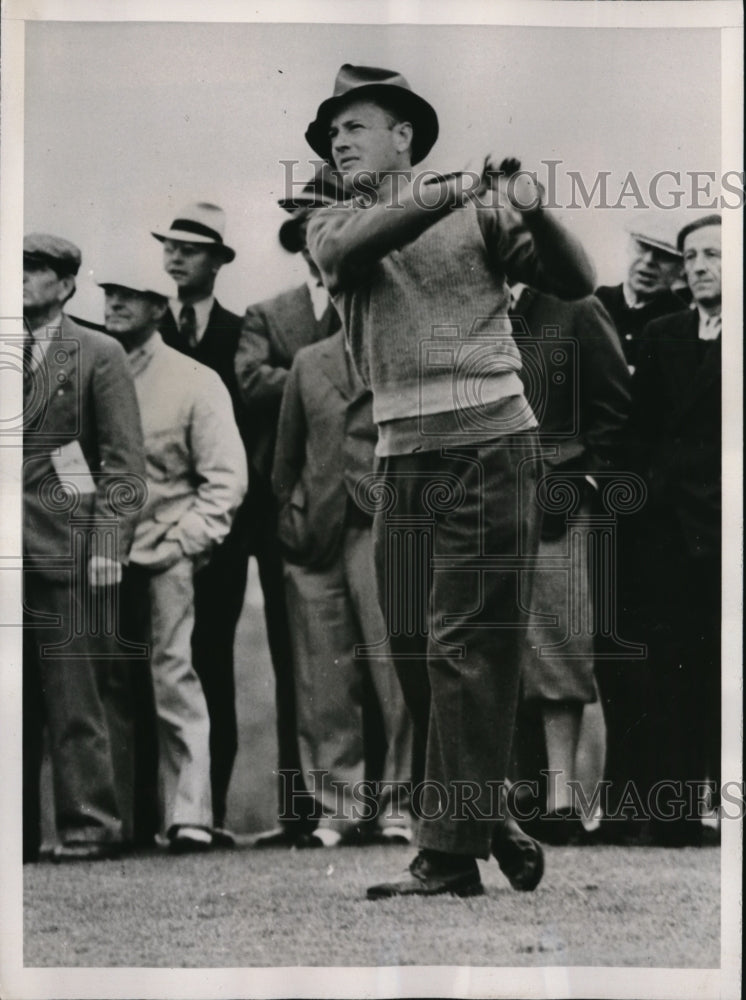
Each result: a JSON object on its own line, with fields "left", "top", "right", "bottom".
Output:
{"left": 179, "top": 304, "right": 198, "bottom": 349}
{"left": 22, "top": 332, "right": 36, "bottom": 400}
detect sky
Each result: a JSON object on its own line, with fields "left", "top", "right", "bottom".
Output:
{"left": 24, "top": 19, "right": 723, "bottom": 321}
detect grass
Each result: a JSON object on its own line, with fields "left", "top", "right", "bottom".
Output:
{"left": 23, "top": 843, "right": 719, "bottom": 968}
{"left": 26, "top": 569, "right": 721, "bottom": 970}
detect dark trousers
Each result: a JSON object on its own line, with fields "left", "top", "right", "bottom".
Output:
{"left": 372, "top": 434, "right": 542, "bottom": 859}
{"left": 639, "top": 517, "right": 720, "bottom": 840}
{"left": 23, "top": 572, "right": 123, "bottom": 859}
{"left": 192, "top": 498, "right": 252, "bottom": 828}
{"left": 249, "top": 482, "right": 317, "bottom": 833}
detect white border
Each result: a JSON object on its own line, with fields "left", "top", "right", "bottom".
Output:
{"left": 0, "top": 3, "right": 742, "bottom": 999}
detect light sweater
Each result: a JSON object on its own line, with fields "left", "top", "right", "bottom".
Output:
{"left": 309, "top": 190, "right": 594, "bottom": 455}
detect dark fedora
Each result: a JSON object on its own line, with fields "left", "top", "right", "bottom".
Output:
{"left": 305, "top": 64, "right": 439, "bottom": 166}
{"left": 278, "top": 165, "right": 346, "bottom": 254}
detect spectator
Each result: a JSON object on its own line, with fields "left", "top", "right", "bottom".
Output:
{"left": 596, "top": 218, "right": 686, "bottom": 371}
{"left": 22, "top": 234, "right": 145, "bottom": 862}
{"left": 626, "top": 215, "right": 722, "bottom": 846}
{"left": 234, "top": 169, "right": 344, "bottom": 848}
{"left": 100, "top": 257, "right": 247, "bottom": 853}
{"left": 306, "top": 63, "right": 595, "bottom": 898}
{"left": 152, "top": 202, "right": 247, "bottom": 845}
{"left": 509, "top": 283, "right": 630, "bottom": 844}
{"left": 272, "top": 330, "right": 413, "bottom": 846}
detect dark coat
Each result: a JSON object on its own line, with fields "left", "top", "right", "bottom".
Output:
{"left": 511, "top": 289, "right": 631, "bottom": 476}
{"left": 23, "top": 315, "right": 146, "bottom": 579}
{"left": 272, "top": 331, "right": 375, "bottom": 570}
{"left": 160, "top": 298, "right": 246, "bottom": 440}
{"left": 627, "top": 309, "right": 721, "bottom": 558}
{"left": 595, "top": 283, "right": 687, "bottom": 369}
{"left": 234, "top": 284, "right": 339, "bottom": 485}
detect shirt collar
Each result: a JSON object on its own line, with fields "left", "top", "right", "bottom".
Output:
{"left": 27, "top": 310, "right": 64, "bottom": 343}
{"left": 622, "top": 281, "right": 646, "bottom": 310}
{"left": 696, "top": 306, "right": 721, "bottom": 341}
{"left": 306, "top": 277, "right": 330, "bottom": 322}
{"left": 127, "top": 330, "right": 162, "bottom": 377}
{"left": 509, "top": 282, "right": 527, "bottom": 311}
{"left": 168, "top": 296, "right": 214, "bottom": 344}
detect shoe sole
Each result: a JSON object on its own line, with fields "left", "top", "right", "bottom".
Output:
{"left": 367, "top": 881, "right": 485, "bottom": 900}
{"left": 493, "top": 837, "right": 545, "bottom": 892}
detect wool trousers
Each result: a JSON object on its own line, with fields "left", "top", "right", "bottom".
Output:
{"left": 372, "top": 433, "right": 542, "bottom": 859}
{"left": 284, "top": 525, "right": 412, "bottom": 834}
{"left": 23, "top": 572, "right": 123, "bottom": 856}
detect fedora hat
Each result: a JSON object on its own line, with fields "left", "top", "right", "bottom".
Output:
{"left": 152, "top": 202, "right": 236, "bottom": 262}
{"left": 278, "top": 165, "right": 346, "bottom": 254}
{"left": 305, "top": 64, "right": 439, "bottom": 166}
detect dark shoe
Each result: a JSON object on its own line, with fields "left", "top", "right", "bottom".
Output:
{"left": 168, "top": 826, "right": 213, "bottom": 855}
{"left": 491, "top": 817, "right": 545, "bottom": 891}
{"left": 536, "top": 808, "right": 583, "bottom": 847}
{"left": 367, "top": 850, "right": 484, "bottom": 900}
{"left": 52, "top": 842, "right": 122, "bottom": 863}
{"left": 211, "top": 827, "right": 237, "bottom": 849}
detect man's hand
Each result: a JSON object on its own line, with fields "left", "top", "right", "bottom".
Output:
{"left": 88, "top": 555, "right": 123, "bottom": 588}
{"left": 484, "top": 156, "right": 544, "bottom": 213}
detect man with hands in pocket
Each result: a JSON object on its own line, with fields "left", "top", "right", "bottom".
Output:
{"left": 100, "top": 257, "right": 247, "bottom": 854}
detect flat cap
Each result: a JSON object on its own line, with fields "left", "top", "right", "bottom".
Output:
{"left": 23, "top": 233, "right": 82, "bottom": 276}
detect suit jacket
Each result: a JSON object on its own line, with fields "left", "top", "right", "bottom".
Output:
{"left": 272, "top": 331, "right": 376, "bottom": 570}
{"left": 511, "top": 289, "right": 631, "bottom": 475}
{"left": 627, "top": 309, "right": 721, "bottom": 558}
{"left": 160, "top": 299, "right": 246, "bottom": 441}
{"left": 23, "top": 314, "right": 146, "bottom": 580}
{"left": 235, "top": 284, "right": 340, "bottom": 486}
{"left": 595, "top": 283, "right": 687, "bottom": 369}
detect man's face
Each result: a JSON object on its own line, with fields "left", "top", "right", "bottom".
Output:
{"left": 682, "top": 224, "right": 722, "bottom": 307}
{"left": 162, "top": 239, "right": 220, "bottom": 295}
{"left": 626, "top": 238, "right": 682, "bottom": 299}
{"left": 23, "top": 261, "right": 71, "bottom": 316}
{"left": 104, "top": 286, "right": 165, "bottom": 348}
{"left": 329, "top": 100, "right": 410, "bottom": 184}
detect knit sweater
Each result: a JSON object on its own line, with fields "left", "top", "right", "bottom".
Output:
{"left": 308, "top": 186, "right": 595, "bottom": 454}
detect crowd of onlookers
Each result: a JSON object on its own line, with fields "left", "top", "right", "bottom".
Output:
{"left": 21, "top": 151, "right": 722, "bottom": 863}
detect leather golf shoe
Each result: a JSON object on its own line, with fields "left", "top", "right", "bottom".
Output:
{"left": 367, "top": 849, "right": 484, "bottom": 900}
{"left": 491, "top": 816, "right": 544, "bottom": 891}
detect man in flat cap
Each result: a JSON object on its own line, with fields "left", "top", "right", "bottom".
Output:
{"left": 596, "top": 217, "right": 687, "bottom": 372}
{"left": 234, "top": 168, "right": 344, "bottom": 848}
{"left": 22, "top": 233, "right": 146, "bottom": 862}
{"left": 100, "top": 256, "right": 247, "bottom": 853}
{"left": 152, "top": 202, "right": 248, "bottom": 845}
{"left": 305, "top": 64, "right": 596, "bottom": 897}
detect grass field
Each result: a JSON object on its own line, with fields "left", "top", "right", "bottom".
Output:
{"left": 23, "top": 842, "right": 719, "bottom": 968}
{"left": 26, "top": 567, "right": 721, "bottom": 970}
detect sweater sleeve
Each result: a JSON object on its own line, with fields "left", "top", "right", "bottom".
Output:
{"left": 477, "top": 199, "right": 596, "bottom": 300}
{"left": 307, "top": 176, "right": 456, "bottom": 295}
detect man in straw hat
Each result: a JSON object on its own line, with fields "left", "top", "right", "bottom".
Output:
{"left": 152, "top": 201, "right": 247, "bottom": 846}
{"left": 305, "top": 64, "right": 596, "bottom": 897}
{"left": 99, "top": 255, "right": 247, "bottom": 853}
{"left": 235, "top": 167, "right": 345, "bottom": 848}
{"left": 22, "top": 233, "right": 146, "bottom": 863}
